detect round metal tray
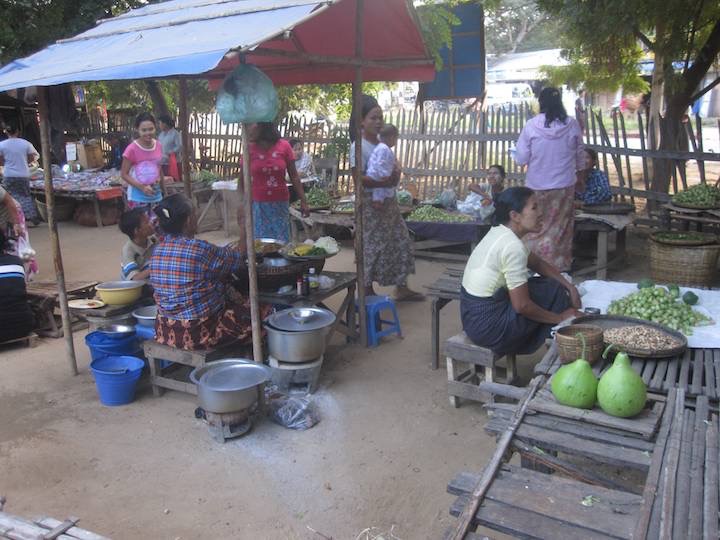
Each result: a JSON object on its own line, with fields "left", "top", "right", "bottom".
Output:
{"left": 651, "top": 231, "right": 719, "bottom": 246}
{"left": 573, "top": 314, "right": 687, "bottom": 358}
{"left": 281, "top": 245, "right": 338, "bottom": 262}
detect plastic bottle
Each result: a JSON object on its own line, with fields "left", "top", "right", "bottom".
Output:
{"left": 302, "top": 272, "right": 310, "bottom": 296}
{"left": 308, "top": 268, "right": 318, "bottom": 289}
{"left": 296, "top": 276, "right": 303, "bottom": 296}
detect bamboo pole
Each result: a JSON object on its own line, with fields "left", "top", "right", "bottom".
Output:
{"left": 178, "top": 78, "right": 192, "bottom": 198}
{"left": 241, "top": 123, "right": 263, "bottom": 363}
{"left": 37, "top": 87, "right": 78, "bottom": 376}
{"left": 353, "top": 0, "right": 367, "bottom": 346}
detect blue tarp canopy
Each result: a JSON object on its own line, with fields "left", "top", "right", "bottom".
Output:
{"left": 0, "top": 0, "right": 434, "bottom": 91}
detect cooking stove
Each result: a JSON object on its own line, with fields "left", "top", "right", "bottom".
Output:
{"left": 194, "top": 402, "right": 260, "bottom": 443}
{"left": 268, "top": 355, "right": 324, "bottom": 394}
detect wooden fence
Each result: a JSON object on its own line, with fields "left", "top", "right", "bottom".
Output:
{"left": 80, "top": 106, "right": 720, "bottom": 219}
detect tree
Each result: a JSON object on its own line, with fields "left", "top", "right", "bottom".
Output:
{"left": 485, "top": 0, "right": 560, "bottom": 55}
{"left": 537, "top": 0, "right": 720, "bottom": 195}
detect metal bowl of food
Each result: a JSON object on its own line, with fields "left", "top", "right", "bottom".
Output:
{"left": 132, "top": 305, "right": 158, "bottom": 327}
{"left": 96, "top": 324, "right": 136, "bottom": 336}
{"left": 95, "top": 281, "right": 144, "bottom": 305}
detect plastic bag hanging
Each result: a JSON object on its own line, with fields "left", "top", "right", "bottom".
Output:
{"left": 216, "top": 64, "right": 278, "bottom": 124}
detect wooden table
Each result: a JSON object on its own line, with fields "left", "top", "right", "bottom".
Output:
{"left": 425, "top": 267, "right": 463, "bottom": 370}
{"left": 26, "top": 280, "right": 98, "bottom": 337}
{"left": 447, "top": 375, "right": 719, "bottom": 539}
{"left": 573, "top": 216, "right": 628, "bottom": 280}
{"left": 289, "top": 206, "right": 354, "bottom": 241}
{"left": 259, "top": 271, "right": 358, "bottom": 344}
{"left": 30, "top": 186, "right": 122, "bottom": 228}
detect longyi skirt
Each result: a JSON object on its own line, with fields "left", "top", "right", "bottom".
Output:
{"left": 460, "top": 277, "right": 570, "bottom": 356}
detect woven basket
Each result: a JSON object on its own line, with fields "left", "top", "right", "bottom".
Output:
{"left": 649, "top": 238, "right": 720, "bottom": 288}
{"left": 233, "top": 258, "right": 325, "bottom": 292}
{"left": 555, "top": 324, "right": 604, "bottom": 365}
{"left": 35, "top": 197, "right": 75, "bottom": 222}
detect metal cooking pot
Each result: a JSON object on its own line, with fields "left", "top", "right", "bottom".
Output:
{"left": 132, "top": 305, "right": 158, "bottom": 327}
{"left": 190, "top": 359, "right": 270, "bottom": 413}
{"left": 264, "top": 307, "right": 336, "bottom": 363}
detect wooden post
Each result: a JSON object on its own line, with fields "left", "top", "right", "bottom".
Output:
{"left": 37, "top": 87, "right": 78, "bottom": 376}
{"left": 178, "top": 78, "right": 192, "bottom": 198}
{"left": 353, "top": 0, "right": 367, "bottom": 346}
{"left": 241, "top": 123, "right": 263, "bottom": 363}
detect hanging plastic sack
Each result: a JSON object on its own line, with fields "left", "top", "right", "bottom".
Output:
{"left": 216, "top": 64, "right": 278, "bottom": 124}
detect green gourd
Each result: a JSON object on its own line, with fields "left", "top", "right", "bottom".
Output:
{"left": 597, "top": 345, "right": 647, "bottom": 418}
{"left": 551, "top": 333, "right": 598, "bottom": 409}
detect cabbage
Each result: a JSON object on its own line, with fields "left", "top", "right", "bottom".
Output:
{"left": 314, "top": 236, "right": 339, "bottom": 255}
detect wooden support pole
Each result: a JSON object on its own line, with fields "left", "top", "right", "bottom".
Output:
{"left": 178, "top": 77, "right": 192, "bottom": 198}
{"left": 37, "top": 86, "right": 78, "bottom": 376}
{"left": 352, "top": 0, "right": 367, "bottom": 346}
{"left": 241, "top": 123, "right": 263, "bottom": 363}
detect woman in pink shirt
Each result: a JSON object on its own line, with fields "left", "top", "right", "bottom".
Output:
{"left": 121, "top": 112, "right": 166, "bottom": 212}
{"left": 514, "top": 87, "right": 584, "bottom": 272}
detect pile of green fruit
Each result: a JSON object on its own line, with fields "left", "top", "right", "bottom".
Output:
{"left": 607, "top": 280, "right": 708, "bottom": 334}
{"left": 407, "top": 206, "right": 473, "bottom": 223}
{"left": 295, "top": 187, "right": 331, "bottom": 209}
{"left": 673, "top": 183, "right": 720, "bottom": 208}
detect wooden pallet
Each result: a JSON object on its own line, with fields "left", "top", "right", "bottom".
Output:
{"left": 447, "top": 388, "right": 720, "bottom": 539}
{"left": 0, "top": 500, "right": 109, "bottom": 540}
{"left": 535, "top": 346, "right": 720, "bottom": 401}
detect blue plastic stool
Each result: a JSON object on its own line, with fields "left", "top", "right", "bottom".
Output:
{"left": 360, "top": 295, "right": 402, "bottom": 347}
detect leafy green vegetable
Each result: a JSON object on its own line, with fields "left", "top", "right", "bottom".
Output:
{"left": 682, "top": 291, "right": 699, "bottom": 306}
{"left": 637, "top": 278, "right": 654, "bottom": 289}
{"left": 407, "top": 206, "right": 473, "bottom": 223}
{"left": 673, "top": 184, "right": 720, "bottom": 207}
{"left": 295, "top": 186, "right": 331, "bottom": 209}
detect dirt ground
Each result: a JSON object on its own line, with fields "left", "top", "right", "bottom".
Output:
{"left": 0, "top": 221, "right": 651, "bottom": 540}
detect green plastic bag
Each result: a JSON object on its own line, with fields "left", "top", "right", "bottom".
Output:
{"left": 216, "top": 64, "right": 278, "bottom": 124}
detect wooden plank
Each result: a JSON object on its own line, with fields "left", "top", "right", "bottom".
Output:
{"left": 486, "top": 405, "right": 655, "bottom": 452}
{"left": 703, "top": 349, "right": 716, "bottom": 400}
{"left": 714, "top": 350, "right": 720, "bottom": 400}
{"left": 663, "top": 354, "right": 680, "bottom": 391}
{"left": 670, "top": 409, "right": 694, "bottom": 535}
{"left": 650, "top": 359, "right": 669, "bottom": 391}
{"left": 530, "top": 387, "right": 663, "bottom": 439}
{"left": 533, "top": 342, "right": 559, "bottom": 376}
{"left": 687, "top": 396, "right": 709, "bottom": 539}
{"left": 657, "top": 385, "right": 685, "bottom": 539}
{"left": 690, "top": 349, "right": 704, "bottom": 396}
{"left": 449, "top": 495, "right": 609, "bottom": 540}
{"left": 703, "top": 413, "right": 718, "bottom": 540}
{"left": 450, "top": 465, "right": 641, "bottom": 539}
{"left": 633, "top": 388, "right": 681, "bottom": 540}
{"left": 641, "top": 360, "right": 656, "bottom": 386}
{"left": 678, "top": 349, "right": 692, "bottom": 392}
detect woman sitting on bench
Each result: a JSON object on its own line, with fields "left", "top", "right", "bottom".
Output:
{"left": 460, "top": 187, "right": 583, "bottom": 356}
{"left": 150, "top": 194, "right": 269, "bottom": 351}
{"left": 0, "top": 228, "right": 34, "bottom": 342}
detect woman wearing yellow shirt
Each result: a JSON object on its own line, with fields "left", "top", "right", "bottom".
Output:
{"left": 461, "top": 187, "right": 582, "bottom": 355}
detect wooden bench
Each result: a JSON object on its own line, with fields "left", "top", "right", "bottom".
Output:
{"left": 142, "top": 340, "right": 251, "bottom": 397}
{"left": 0, "top": 333, "right": 39, "bottom": 349}
{"left": 444, "top": 332, "right": 516, "bottom": 407}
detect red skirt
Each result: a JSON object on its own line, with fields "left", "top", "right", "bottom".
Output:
{"left": 154, "top": 299, "right": 270, "bottom": 351}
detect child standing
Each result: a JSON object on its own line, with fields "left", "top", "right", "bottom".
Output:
{"left": 366, "top": 124, "right": 400, "bottom": 209}
{"left": 119, "top": 208, "right": 157, "bottom": 281}
{"left": 121, "top": 112, "right": 166, "bottom": 212}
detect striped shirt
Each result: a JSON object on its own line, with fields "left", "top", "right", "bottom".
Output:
{"left": 121, "top": 236, "right": 157, "bottom": 280}
{"left": 149, "top": 235, "right": 244, "bottom": 320}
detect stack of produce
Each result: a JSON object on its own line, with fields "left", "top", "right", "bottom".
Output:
{"left": 406, "top": 206, "right": 473, "bottom": 223}
{"left": 607, "top": 281, "right": 708, "bottom": 334}
{"left": 672, "top": 183, "right": 720, "bottom": 207}
{"left": 295, "top": 186, "right": 331, "bottom": 209}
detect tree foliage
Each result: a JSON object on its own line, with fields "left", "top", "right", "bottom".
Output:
{"left": 485, "top": 0, "right": 560, "bottom": 55}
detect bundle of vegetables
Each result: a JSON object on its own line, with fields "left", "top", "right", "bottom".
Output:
{"left": 295, "top": 186, "right": 332, "bottom": 209}
{"left": 407, "top": 206, "right": 473, "bottom": 223}
{"left": 290, "top": 244, "right": 327, "bottom": 257}
{"left": 607, "top": 284, "right": 709, "bottom": 334}
{"left": 673, "top": 183, "right": 720, "bottom": 207}
{"left": 195, "top": 170, "right": 219, "bottom": 185}
{"left": 396, "top": 190, "right": 413, "bottom": 206}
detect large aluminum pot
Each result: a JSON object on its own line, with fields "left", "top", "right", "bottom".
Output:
{"left": 264, "top": 324, "right": 331, "bottom": 363}
{"left": 190, "top": 359, "right": 270, "bottom": 413}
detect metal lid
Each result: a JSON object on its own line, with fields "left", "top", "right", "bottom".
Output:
{"left": 266, "top": 307, "right": 336, "bottom": 332}
{"left": 199, "top": 362, "right": 270, "bottom": 392}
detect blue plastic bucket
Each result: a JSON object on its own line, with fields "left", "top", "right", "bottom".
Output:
{"left": 85, "top": 331, "right": 141, "bottom": 362}
{"left": 90, "top": 355, "right": 145, "bottom": 406}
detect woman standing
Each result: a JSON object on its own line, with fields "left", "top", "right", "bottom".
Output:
{"left": 350, "top": 95, "right": 421, "bottom": 301}
{"left": 0, "top": 122, "right": 39, "bottom": 224}
{"left": 121, "top": 112, "right": 166, "bottom": 212}
{"left": 461, "top": 187, "right": 581, "bottom": 355}
{"left": 238, "top": 122, "right": 308, "bottom": 242}
{"left": 157, "top": 115, "right": 182, "bottom": 182}
{"left": 514, "top": 87, "right": 584, "bottom": 272}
